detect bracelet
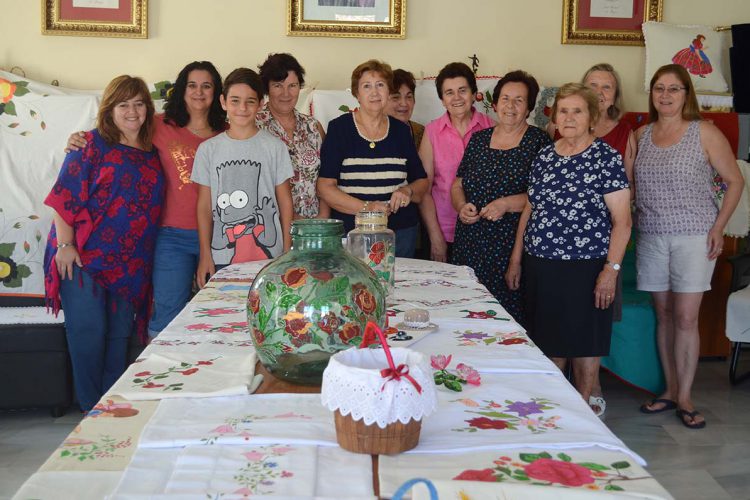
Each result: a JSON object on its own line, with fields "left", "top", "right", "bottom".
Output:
{"left": 57, "top": 242, "right": 75, "bottom": 249}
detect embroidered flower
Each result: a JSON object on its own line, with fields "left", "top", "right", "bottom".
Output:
{"left": 369, "top": 241, "right": 385, "bottom": 265}
{"left": 501, "top": 338, "right": 527, "bottom": 345}
{"left": 466, "top": 417, "right": 509, "bottom": 430}
{"left": 247, "top": 290, "right": 260, "bottom": 314}
{"left": 453, "top": 468, "right": 496, "bottom": 482}
{"left": 506, "top": 400, "right": 544, "bottom": 417}
{"left": 457, "top": 398, "right": 480, "bottom": 407}
{"left": 134, "top": 371, "right": 151, "bottom": 377}
{"left": 0, "top": 78, "right": 17, "bottom": 104}
{"left": 141, "top": 382, "right": 165, "bottom": 389}
{"left": 430, "top": 354, "right": 453, "bottom": 370}
{"left": 461, "top": 331, "right": 490, "bottom": 340}
{"left": 524, "top": 458, "right": 595, "bottom": 487}
{"left": 196, "top": 360, "right": 213, "bottom": 366}
{"left": 181, "top": 368, "right": 199, "bottom": 375}
{"left": 456, "top": 363, "right": 481, "bottom": 385}
{"left": 281, "top": 267, "right": 308, "bottom": 288}
{"left": 465, "top": 310, "right": 495, "bottom": 319}
{"left": 242, "top": 451, "right": 265, "bottom": 462}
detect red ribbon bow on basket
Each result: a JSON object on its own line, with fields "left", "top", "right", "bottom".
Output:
{"left": 361, "top": 321, "right": 422, "bottom": 394}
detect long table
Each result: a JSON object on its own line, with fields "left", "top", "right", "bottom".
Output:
{"left": 13, "top": 259, "right": 673, "bottom": 499}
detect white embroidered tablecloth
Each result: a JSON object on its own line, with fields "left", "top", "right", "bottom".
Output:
{"left": 109, "top": 445, "right": 374, "bottom": 498}
{"left": 408, "top": 320, "right": 557, "bottom": 374}
{"left": 107, "top": 353, "right": 259, "bottom": 400}
{"left": 380, "top": 448, "right": 673, "bottom": 499}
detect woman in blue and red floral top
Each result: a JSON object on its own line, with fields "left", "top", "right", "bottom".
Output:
{"left": 44, "top": 75, "right": 165, "bottom": 412}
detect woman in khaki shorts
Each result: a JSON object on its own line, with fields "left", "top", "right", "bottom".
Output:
{"left": 632, "top": 64, "right": 743, "bottom": 429}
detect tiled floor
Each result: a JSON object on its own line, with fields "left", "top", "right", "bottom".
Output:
{"left": 1, "top": 358, "right": 749, "bottom": 499}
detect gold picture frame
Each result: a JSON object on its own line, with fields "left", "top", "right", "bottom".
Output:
{"left": 42, "top": 0, "right": 148, "bottom": 39}
{"left": 562, "top": 0, "right": 663, "bottom": 46}
{"left": 288, "top": 0, "right": 405, "bottom": 39}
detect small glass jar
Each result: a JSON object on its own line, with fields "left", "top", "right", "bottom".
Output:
{"left": 247, "top": 219, "right": 386, "bottom": 385}
{"left": 346, "top": 210, "right": 395, "bottom": 296}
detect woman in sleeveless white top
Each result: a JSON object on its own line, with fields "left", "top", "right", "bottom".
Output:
{"left": 633, "top": 65, "right": 743, "bottom": 429}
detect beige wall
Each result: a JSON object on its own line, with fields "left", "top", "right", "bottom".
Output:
{"left": 2, "top": 0, "right": 748, "bottom": 111}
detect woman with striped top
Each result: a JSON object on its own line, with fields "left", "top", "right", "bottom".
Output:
{"left": 318, "top": 59, "right": 428, "bottom": 257}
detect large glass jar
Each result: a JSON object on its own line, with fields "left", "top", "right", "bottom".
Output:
{"left": 247, "top": 219, "right": 386, "bottom": 385}
{"left": 346, "top": 210, "right": 395, "bottom": 297}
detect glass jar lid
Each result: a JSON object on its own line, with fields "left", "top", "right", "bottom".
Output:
{"left": 354, "top": 210, "right": 388, "bottom": 227}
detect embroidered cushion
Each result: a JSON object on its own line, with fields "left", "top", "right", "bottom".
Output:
{"left": 642, "top": 21, "right": 730, "bottom": 93}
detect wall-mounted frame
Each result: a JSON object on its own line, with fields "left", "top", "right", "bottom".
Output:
{"left": 42, "top": 0, "right": 148, "bottom": 39}
{"left": 562, "top": 0, "right": 663, "bottom": 46}
{"left": 288, "top": 0, "right": 405, "bottom": 39}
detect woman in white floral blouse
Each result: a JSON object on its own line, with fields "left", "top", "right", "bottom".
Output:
{"left": 257, "top": 53, "right": 330, "bottom": 219}
{"left": 505, "top": 83, "right": 631, "bottom": 413}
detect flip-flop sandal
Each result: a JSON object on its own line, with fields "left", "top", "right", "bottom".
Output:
{"left": 589, "top": 395, "right": 606, "bottom": 417}
{"left": 639, "top": 398, "right": 677, "bottom": 414}
{"left": 676, "top": 408, "right": 706, "bottom": 429}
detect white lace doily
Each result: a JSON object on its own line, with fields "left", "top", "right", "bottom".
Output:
{"left": 320, "top": 347, "right": 437, "bottom": 429}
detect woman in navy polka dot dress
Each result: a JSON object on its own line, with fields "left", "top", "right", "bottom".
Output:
{"left": 451, "top": 71, "right": 551, "bottom": 323}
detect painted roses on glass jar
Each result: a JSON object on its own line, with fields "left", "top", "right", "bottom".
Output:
{"left": 247, "top": 220, "right": 385, "bottom": 385}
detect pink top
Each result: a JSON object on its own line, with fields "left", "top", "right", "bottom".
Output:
{"left": 152, "top": 114, "right": 220, "bottom": 230}
{"left": 425, "top": 110, "right": 494, "bottom": 242}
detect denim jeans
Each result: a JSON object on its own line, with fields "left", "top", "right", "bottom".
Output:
{"left": 394, "top": 224, "right": 418, "bottom": 258}
{"left": 60, "top": 267, "right": 134, "bottom": 411}
{"left": 149, "top": 227, "right": 200, "bottom": 337}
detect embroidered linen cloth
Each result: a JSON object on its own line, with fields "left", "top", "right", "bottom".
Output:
{"left": 138, "top": 394, "right": 337, "bottom": 449}
{"left": 107, "top": 353, "right": 260, "bottom": 401}
{"left": 39, "top": 397, "right": 158, "bottom": 472}
{"left": 380, "top": 448, "right": 673, "bottom": 499}
{"left": 410, "top": 372, "right": 645, "bottom": 465}
{"left": 0, "top": 306, "right": 64, "bottom": 324}
{"left": 109, "top": 445, "right": 375, "bottom": 498}
{"left": 11, "top": 471, "right": 123, "bottom": 500}
{"left": 409, "top": 320, "right": 559, "bottom": 374}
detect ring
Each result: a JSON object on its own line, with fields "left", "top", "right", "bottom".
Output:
{"left": 401, "top": 201, "right": 407, "bottom": 207}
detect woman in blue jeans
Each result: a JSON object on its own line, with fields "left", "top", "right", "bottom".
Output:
{"left": 45, "top": 75, "right": 165, "bottom": 411}
{"left": 68, "top": 61, "right": 226, "bottom": 338}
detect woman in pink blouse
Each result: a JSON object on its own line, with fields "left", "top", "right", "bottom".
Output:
{"left": 419, "top": 62, "right": 494, "bottom": 262}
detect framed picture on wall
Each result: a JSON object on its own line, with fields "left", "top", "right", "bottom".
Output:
{"left": 287, "top": 0, "right": 405, "bottom": 39}
{"left": 562, "top": 0, "right": 663, "bottom": 45}
{"left": 42, "top": 0, "right": 148, "bottom": 38}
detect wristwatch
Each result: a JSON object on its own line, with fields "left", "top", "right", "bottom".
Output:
{"left": 605, "top": 260, "right": 621, "bottom": 271}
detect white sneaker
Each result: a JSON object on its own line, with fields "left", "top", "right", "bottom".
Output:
{"left": 589, "top": 395, "right": 606, "bottom": 417}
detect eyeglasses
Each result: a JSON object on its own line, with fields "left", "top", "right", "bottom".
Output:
{"left": 651, "top": 86, "right": 687, "bottom": 95}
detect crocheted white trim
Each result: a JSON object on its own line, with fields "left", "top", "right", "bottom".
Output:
{"left": 321, "top": 347, "right": 437, "bottom": 429}
{"left": 0, "top": 306, "right": 65, "bottom": 325}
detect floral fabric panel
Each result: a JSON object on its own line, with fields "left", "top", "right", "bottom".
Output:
{"left": 413, "top": 372, "right": 644, "bottom": 464}
{"left": 39, "top": 397, "right": 158, "bottom": 472}
{"left": 111, "top": 445, "right": 374, "bottom": 498}
{"left": 106, "top": 353, "right": 257, "bottom": 400}
{"left": 138, "top": 394, "right": 337, "bottom": 449}
{"left": 380, "top": 448, "right": 670, "bottom": 499}
{"left": 410, "top": 321, "right": 559, "bottom": 374}
{"left": 257, "top": 106, "right": 323, "bottom": 218}
{"left": 525, "top": 139, "right": 628, "bottom": 260}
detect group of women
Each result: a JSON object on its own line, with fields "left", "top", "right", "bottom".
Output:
{"left": 44, "top": 55, "right": 743, "bottom": 431}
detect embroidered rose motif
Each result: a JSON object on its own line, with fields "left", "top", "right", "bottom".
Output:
{"left": 353, "top": 284, "right": 376, "bottom": 314}
{"left": 181, "top": 368, "right": 199, "bottom": 375}
{"left": 466, "top": 417, "right": 509, "bottom": 430}
{"left": 465, "top": 310, "right": 495, "bottom": 319}
{"left": 0, "top": 78, "right": 17, "bottom": 104}
{"left": 142, "top": 382, "right": 165, "bottom": 389}
{"left": 501, "top": 338, "right": 527, "bottom": 345}
{"left": 368, "top": 241, "right": 385, "bottom": 265}
{"left": 248, "top": 290, "right": 260, "bottom": 314}
{"left": 339, "top": 322, "right": 361, "bottom": 344}
{"left": 430, "top": 354, "right": 452, "bottom": 370}
{"left": 456, "top": 363, "right": 481, "bottom": 385}
{"left": 523, "top": 458, "right": 595, "bottom": 487}
{"left": 453, "top": 468, "right": 495, "bottom": 482}
{"left": 281, "top": 267, "right": 308, "bottom": 288}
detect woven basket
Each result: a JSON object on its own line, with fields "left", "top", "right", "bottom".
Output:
{"left": 334, "top": 409, "right": 422, "bottom": 455}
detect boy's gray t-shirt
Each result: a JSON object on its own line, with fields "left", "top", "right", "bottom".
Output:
{"left": 191, "top": 130, "right": 293, "bottom": 265}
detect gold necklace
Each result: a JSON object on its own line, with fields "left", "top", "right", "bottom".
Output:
{"left": 354, "top": 113, "right": 389, "bottom": 149}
